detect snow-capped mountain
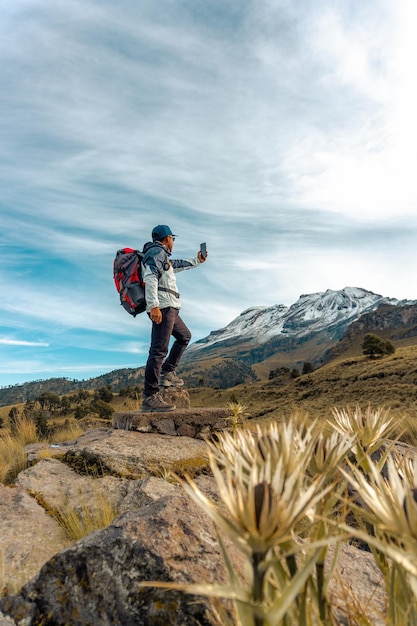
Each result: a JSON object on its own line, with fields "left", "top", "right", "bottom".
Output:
{"left": 184, "top": 287, "right": 415, "bottom": 366}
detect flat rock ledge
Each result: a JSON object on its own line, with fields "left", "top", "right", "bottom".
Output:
{"left": 112, "top": 407, "right": 233, "bottom": 438}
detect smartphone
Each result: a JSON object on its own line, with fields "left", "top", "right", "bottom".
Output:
{"left": 200, "top": 242, "right": 207, "bottom": 259}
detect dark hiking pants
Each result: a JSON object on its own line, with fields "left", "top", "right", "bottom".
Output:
{"left": 144, "top": 307, "right": 191, "bottom": 397}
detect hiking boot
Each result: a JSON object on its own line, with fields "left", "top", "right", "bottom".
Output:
{"left": 141, "top": 393, "right": 176, "bottom": 413}
{"left": 159, "top": 371, "right": 184, "bottom": 387}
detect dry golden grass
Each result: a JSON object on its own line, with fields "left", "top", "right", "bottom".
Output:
{"left": 12, "top": 416, "right": 37, "bottom": 445}
{"left": 0, "top": 418, "right": 37, "bottom": 483}
{"left": 48, "top": 421, "right": 84, "bottom": 443}
{"left": 31, "top": 490, "right": 120, "bottom": 542}
{"left": 0, "top": 434, "right": 27, "bottom": 483}
{"left": 0, "top": 417, "right": 86, "bottom": 483}
{"left": 0, "top": 402, "right": 25, "bottom": 424}
{"left": 189, "top": 344, "right": 417, "bottom": 444}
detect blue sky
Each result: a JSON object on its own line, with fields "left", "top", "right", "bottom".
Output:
{"left": 1, "top": 0, "right": 417, "bottom": 387}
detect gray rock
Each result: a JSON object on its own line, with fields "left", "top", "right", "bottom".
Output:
{"left": 2, "top": 492, "right": 246, "bottom": 626}
{"left": 160, "top": 387, "right": 191, "bottom": 408}
{"left": 0, "top": 484, "right": 69, "bottom": 595}
{"left": 0, "top": 609, "right": 21, "bottom": 626}
{"left": 14, "top": 459, "right": 178, "bottom": 520}
{"left": 328, "top": 542, "right": 386, "bottom": 625}
{"left": 25, "top": 428, "right": 210, "bottom": 479}
{"left": 112, "top": 406, "right": 231, "bottom": 437}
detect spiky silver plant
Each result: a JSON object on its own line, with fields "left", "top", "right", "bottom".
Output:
{"left": 226, "top": 402, "right": 249, "bottom": 431}
{"left": 342, "top": 451, "right": 417, "bottom": 624}
{"left": 329, "top": 406, "right": 396, "bottom": 456}
{"left": 140, "top": 420, "right": 348, "bottom": 625}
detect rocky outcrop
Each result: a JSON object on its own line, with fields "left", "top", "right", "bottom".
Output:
{"left": 13, "top": 458, "right": 175, "bottom": 519}
{"left": 1, "top": 485, "right": 247, "bottom": 626}
{"left": 112, "top": 406, "right": 232, "bottom": 438}
{"left": 0, "top": 428, "right": 389, "bottom": 625}
{"left": 0, "top": 475, "right": 387, "bottom": 626}
{"left": 0, "top": 484, "right": 69, "bottom": 595}
{"left": 24, "top": 428, "right": 210, "bottom": 479}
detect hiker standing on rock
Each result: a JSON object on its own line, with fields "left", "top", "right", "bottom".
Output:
{"left": 141, "top": 225, "right": 207, "bottom": 413}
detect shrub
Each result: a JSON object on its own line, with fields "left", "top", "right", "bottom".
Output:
{"left": 95, "top": 386, "right": 113, "bottom": 403}
{"left": 89, "top": 399, "right": 114, "bottom": 420}
{"left": 34, "top": 411, "right": 49, "bottom": 438}
{"left": 74, "top": 405, "right": 89, "bottom": 420}
{"left": 362, "top": 333, "right": 395, "bottom": 358}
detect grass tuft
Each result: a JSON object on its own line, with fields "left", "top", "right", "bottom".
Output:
{"left": 0, "top": 433, "right": 28, "bottom": 484}
{"left": 30, "top": 489, "right": 119, "bottom": 542}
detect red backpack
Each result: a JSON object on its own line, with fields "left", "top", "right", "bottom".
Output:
{"left": 113, "top": 248, "right": 146, "bottom": 316}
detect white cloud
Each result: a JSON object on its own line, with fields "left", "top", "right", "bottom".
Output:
{"left": 1, "top": 0, "right": 417, "bottom": 385}
{"left": 0, "top": 338, "right": 49, "bottom": 347}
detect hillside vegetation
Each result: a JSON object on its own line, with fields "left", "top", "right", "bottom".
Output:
{"left": 2, "top": 344, "right": 417, "bottom": 445}
{"left": 0, "top": 389, "right": 142, "bottom": 438}
{"left": 188, "top": 344, "right": 417, "bottom": 440}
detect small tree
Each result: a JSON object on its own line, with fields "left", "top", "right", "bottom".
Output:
{"left": 60, "top": 396, "right": 72, "bottom": 414}
{"left": 36, "top": 392, "right": 61, "bottom": 412}
{"left": 269, "top": 367, "right": 291, "bottom": 380}
{"left": 95, "top": 386, "right": 113, "bottom": 403}
{"left": 76, "top": 390, "right": 90, "bottom": 402}
{"left": 90, "top": 399, "right": 114, "bottom": 420}
{"left": 74, "top": 405, "right": 89, "bottom": 420}
{"left": 302, "top": 362, "right": 314, "bottom": 375}
{"left": 35, "top": 411, "right": 49, "bottom": 438}
{"left": 362, "top": 333, "right": 395, "bottom": 358}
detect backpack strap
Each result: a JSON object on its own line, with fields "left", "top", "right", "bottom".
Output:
{"left": 142, "top": 245, "right": 180, "bottom": 298}
{"left": 158, "top": 286, "right": 180, "bottom": 298}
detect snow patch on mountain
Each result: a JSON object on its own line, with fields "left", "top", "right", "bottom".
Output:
{"left": 189, "top": 287, "right": 415, "bottom": 354}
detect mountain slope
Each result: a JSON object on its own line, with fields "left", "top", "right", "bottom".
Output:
{"left": 188, "top": 343, "right": 417, "bottom": 427}
{"left": 184, "top": 287, "right": 414, "bottom": 368}
{"left": 2, "top": 286, "right": 417, "bottom": 405}
{"left": 323, "top": 302, "right": 417, "bottom": 363}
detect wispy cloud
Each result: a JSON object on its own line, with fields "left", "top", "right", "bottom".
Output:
{"left": 0, "top": 338, "right": 49, "bottom": 347}
{"left": 1, "top": 0, "right": 417, "bottom": 385}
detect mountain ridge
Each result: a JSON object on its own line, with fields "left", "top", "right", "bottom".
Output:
{"left": 183, "top": 286, "right": 416, "bottom": 367}
{"left": 2, "top": 286, "right": 417, "bottom": 405}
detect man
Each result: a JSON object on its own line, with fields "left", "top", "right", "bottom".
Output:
{"left": 141, "top": 224, "right": 207, "bottom": 412}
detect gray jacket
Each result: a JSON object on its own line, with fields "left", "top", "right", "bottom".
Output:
{"left": 141, "top": 241, "right": 201, "bottom": 312}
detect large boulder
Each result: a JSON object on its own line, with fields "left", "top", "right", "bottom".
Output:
{"left": 0, "top": 484, "right": 69, "bottom": 595}
{"left": 24, "top": 428, "right": 210, "bottom": 479}
{"left": 327, "top": 543, "right": 386, "bottom": 625}
{"left": 0, "top": 482, "right": 388, "bottom": 626}
{"left": 14, "top": 459, "right": 178, "bottom": 520}
{"left": 2, "top": 429, "right": 210, "bottom": 599}
{"left": 1, "top": 489, "right": 246, "bottom": 626}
